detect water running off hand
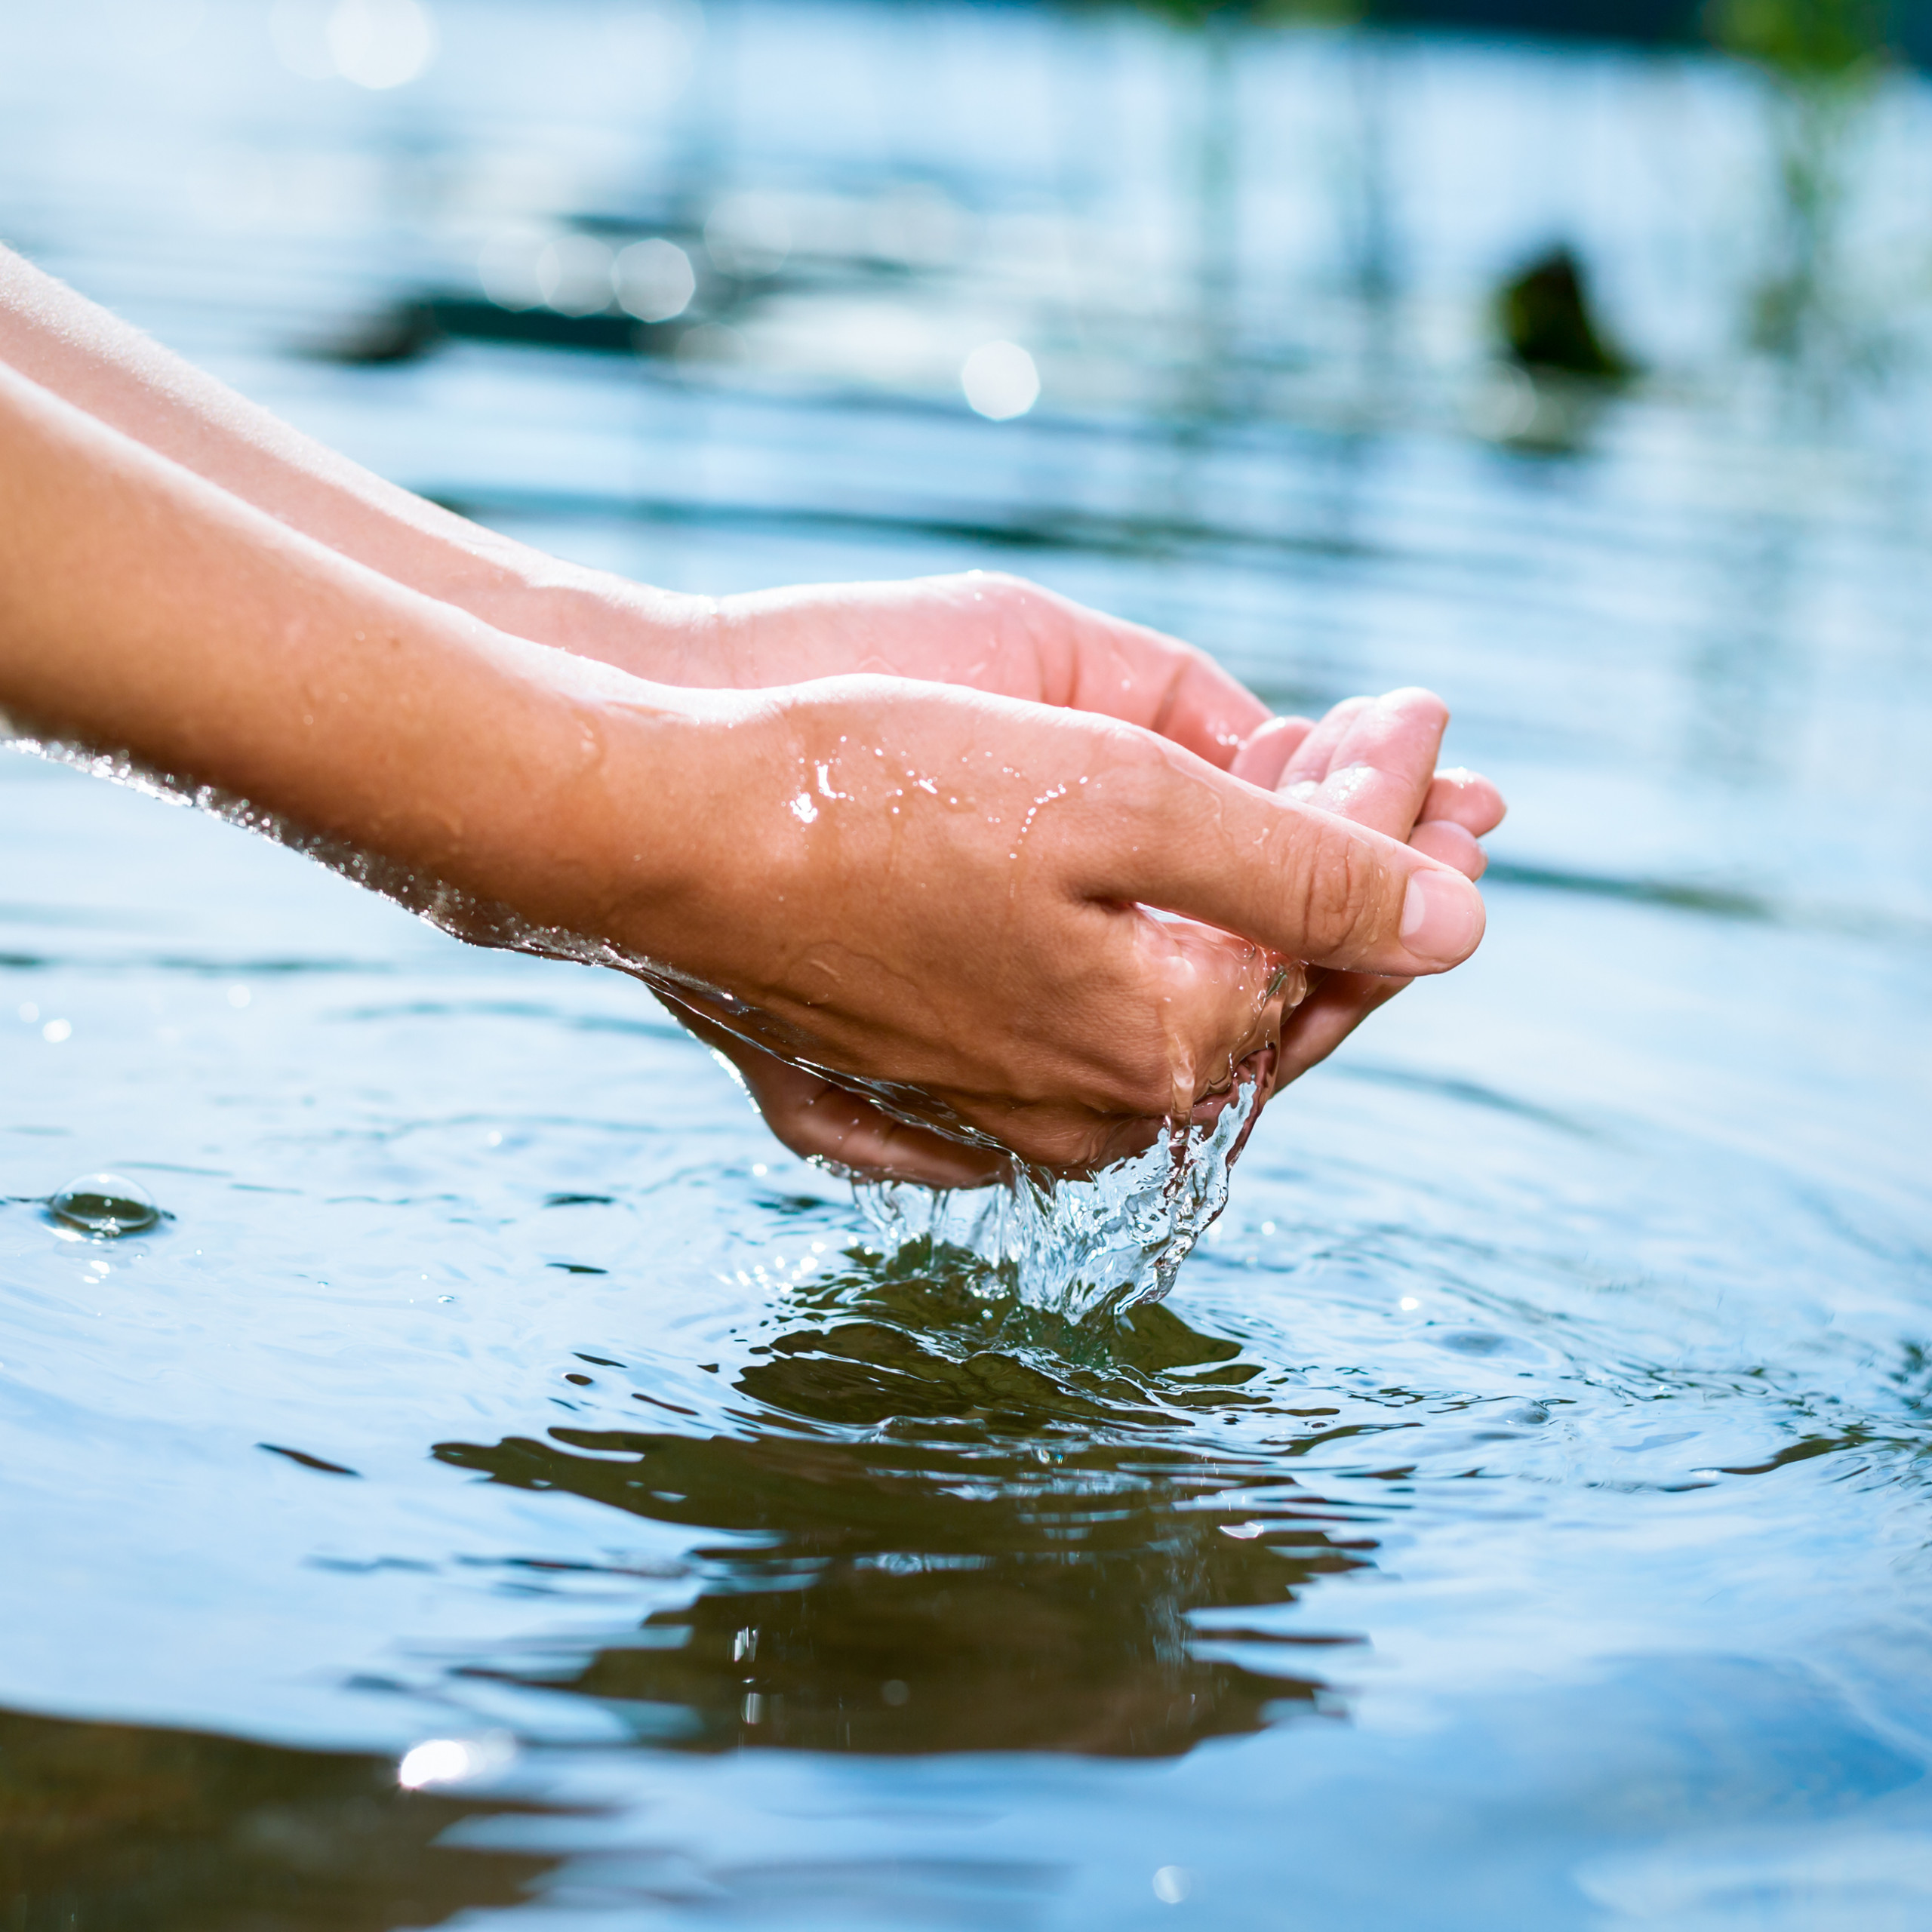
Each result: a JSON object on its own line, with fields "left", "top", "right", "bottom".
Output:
{"left": 855, "top": 1078, "right": 1260, "bottom": 1318}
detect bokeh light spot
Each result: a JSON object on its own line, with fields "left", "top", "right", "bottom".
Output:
{"left": 1152, "top": 1865, "right": 1193, "bottom": 1904}
{"left": 961, "top": 340, "right": 1039, "bottom": 420}
{"left": 535, "top": 235, "right": 615, "bottom": 317}
{"left": 615, "top": 238, "right": 696, "bottom": 323}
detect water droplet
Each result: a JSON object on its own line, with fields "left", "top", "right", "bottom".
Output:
{"left": 48, "top": 1174, "right": 161, "bottom": 1238}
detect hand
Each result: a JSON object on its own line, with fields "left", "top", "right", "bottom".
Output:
{"left": 697, "top": 686, "right": 1504, "bottom": 1187}
{"left": 622, "top": 675, "right": 1487, "bottom": 1186}
{"left": 1231, "top": 689, "right": 1506, "bottom": 1104}
{"left": 534, "top": 568, "right": 1269, "bottom": 772}
{"left": 536, "top": 573, "right": 1496, "bottom": 1182}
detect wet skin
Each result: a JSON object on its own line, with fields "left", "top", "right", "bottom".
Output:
{"left": 703, "top": 683, "right": 1505, "bottom": 1186}
{"left": 0, "top": 248, "right": 1501, "bottom": 1177}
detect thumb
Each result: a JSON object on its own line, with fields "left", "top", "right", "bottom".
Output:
{"left": 1085, "top": 750, "right": 1487, "bottom": 977}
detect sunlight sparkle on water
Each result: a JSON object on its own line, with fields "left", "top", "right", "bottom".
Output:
{"left": 271, "top": 0, "right": 438, "bottom": 90}
{"left": 961, "top": 340, "right": 1039, "bottom": 420}
{"left": 397, "top": 1734, "right": 512, "bottom": 1789}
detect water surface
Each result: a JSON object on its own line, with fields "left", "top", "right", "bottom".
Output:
{"left": 4, "top": 5, "right": 1932, "bottom": 1927}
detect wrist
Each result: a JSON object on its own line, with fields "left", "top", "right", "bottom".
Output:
{"left": 402, "top": 641, "right": 728, "bottom": 938}
{"left": 457, "top": 552, "right": 715, "bottom": 681}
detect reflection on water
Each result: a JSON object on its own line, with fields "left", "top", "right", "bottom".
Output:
{"left": 438, "top": 1249, "right": 1360, "bottom": 1758}
{"left": 0, "top": 1706, "right": 555, "bottom": 1932}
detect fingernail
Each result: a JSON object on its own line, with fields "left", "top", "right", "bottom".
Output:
{"left": 1400, "top": 869, "right": 1485, "bottom": 965}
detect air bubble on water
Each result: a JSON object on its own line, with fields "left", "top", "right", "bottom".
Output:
{"left": 48, "top": 1174, "right": 161, "bottom": 1238}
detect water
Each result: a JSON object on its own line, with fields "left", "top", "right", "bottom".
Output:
{"left": 5, "top": 4, "right": 1932, "bottom": 1927}
{"left": 855, "top": 1072, "right": 1265, "bottom": 1314}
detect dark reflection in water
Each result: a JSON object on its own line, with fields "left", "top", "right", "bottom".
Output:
{"left": 436, "top": 1246, "right": 1373, "bottom": 1758}
{"left": 0, "top": 1706, "right": 555, "bottom": 1932}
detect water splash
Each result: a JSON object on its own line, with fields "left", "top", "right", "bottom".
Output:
{"left": 856, "top": 1075, "right": 1260, "bottom": 1319}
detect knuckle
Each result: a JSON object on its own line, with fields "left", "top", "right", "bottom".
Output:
{"left": 1294, "top": 830, "right": 1383, "bottom": 959}
{"left": 974, "top": 569, "right": 1034, "bottom": 612}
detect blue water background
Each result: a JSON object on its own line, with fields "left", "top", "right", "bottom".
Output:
{"left": 3, "top": 4, "right": 1932, "bottom": 1926}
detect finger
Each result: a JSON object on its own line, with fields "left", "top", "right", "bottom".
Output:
{"left": 1274, "top": 971, "right": 1410, "bottom": 1089}
{"left": 758, "top": 1070, "right": 1006, "bottom": 1187}
{"left": 1276, "top": 695, "right": 1376, "bottom": 786}
{"left": 1410, "top": 817, "right": 1487, "bottom": 881}
{"left": 1094, "top": 756, "right": 1487, "bottom": 977}
{"left": 1419, "top": 766, "right": 1507, "bottom": 836}
{"left": 1229, "top": 714, "right": 1315, "bottom": 789}
{"left": 1278, "top": 688, "right": 1449, "bottom": 842}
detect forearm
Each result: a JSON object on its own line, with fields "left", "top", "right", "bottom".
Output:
{"left": 0, "top": 251, "right": 1286, "bottom": 744}
{"left": 0, "top": 356, "right": 702, "bottom": 928}
{"left": 0, "top": 244, "right": 700, "bottom": 666}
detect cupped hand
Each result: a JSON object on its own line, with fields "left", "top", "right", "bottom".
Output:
{"left": 614, "top": 675, "right": 1486, "bottom": 1186}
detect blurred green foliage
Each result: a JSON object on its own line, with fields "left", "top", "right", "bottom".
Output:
{"left": 1103, "top": 0, "right": 1366, "bottom": 25}
{"left": 1703, "top": 0, "right": 1893, "bottom": 365}
{"left": 1705, "top": 0, "right": 1890, "bottom": 78}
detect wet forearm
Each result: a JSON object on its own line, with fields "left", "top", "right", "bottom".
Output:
{"left": 0, "top": 243, "right": 694, "bottom": 662}
{"left": 0, "top": 356, "right": 701, "bottom": 927}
